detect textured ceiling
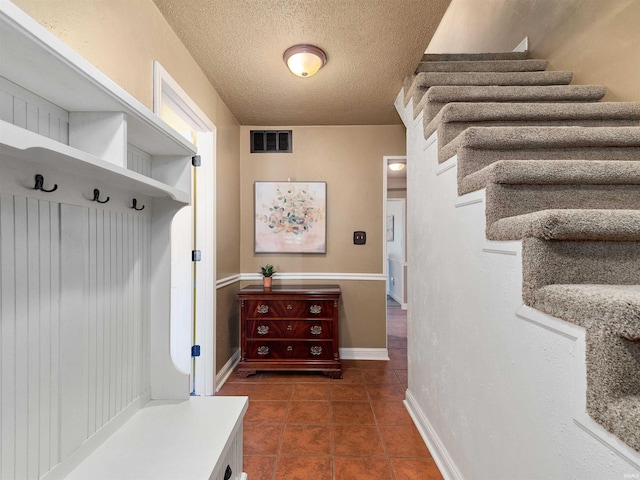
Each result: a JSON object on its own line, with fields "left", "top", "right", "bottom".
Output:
{"left": 152, "top": 0, "right": 451, "bottom": 126}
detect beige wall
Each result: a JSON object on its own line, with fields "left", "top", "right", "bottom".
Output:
{"left": 428, "top": 0, "right": 640, "bottom": 102}
{"left": 14, "top": 0, "right": 243, "bottom": 374}
{"left": 241, "top": 125, "right": 406, "bottom": 348}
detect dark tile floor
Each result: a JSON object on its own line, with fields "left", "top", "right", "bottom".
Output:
{"left": 216, "top": 299, "right": 444, "bottom": 479}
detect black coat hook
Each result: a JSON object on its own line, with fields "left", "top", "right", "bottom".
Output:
{"left": 34, "top": 174, "right": 58, "bottom": 193}
{"left": 92, "top": 188, "right": 110, "bottom": 204}
{"left": 131, "top": 198, "right": 145, "bottom": 211}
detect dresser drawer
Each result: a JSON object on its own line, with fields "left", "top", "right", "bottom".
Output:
{"left": 245, "top": 299, "right": 334, "bottom": 319}
{"left": 247, "top": 320, "right": 333, "bottom": 339}
{"left": 246, "top": 341, "right": 334, "bottom": 360}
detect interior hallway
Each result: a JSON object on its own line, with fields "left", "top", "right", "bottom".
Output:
{"left": 216, "top": 298, "right": 444, "bottom": 479}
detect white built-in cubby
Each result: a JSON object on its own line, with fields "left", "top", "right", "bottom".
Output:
{"left": 0, "top": 2, "right": 246, "bottom": 480}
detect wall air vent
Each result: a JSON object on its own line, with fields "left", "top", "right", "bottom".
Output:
{"left": 250, "top": 130, "right": 292, "bottom": 153}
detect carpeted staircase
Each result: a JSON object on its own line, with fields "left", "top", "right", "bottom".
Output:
{"left": 403, "top": 54, "right": 640, "bottom": 452}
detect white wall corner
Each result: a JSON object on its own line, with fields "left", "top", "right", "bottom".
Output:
{"left": 215, "top": 349, "right": 240, "bottom": 392}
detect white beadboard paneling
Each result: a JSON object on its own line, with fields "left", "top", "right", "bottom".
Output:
{"left": 0, "top": 90, "right": 12, "bottom": 122}
{"left": 13, "top": 196, "right": 29, "bottom": 480}
{"left": 38, "top": 201, "right": 52, "bottom": 476}
{"left": 127, "top": 145, "right": 152, "bottom": 178}
{"left": 0, "top": 76, "right": 70, "bottom": 144}
{"left": 26, "top": 103, "right": 37, "bottom": 133}
{"left": 95, "top": 210, "right": 106, "bottom": 430}
{"left": 1, "top": 194, "right": 17, "bottom": 480}
{"left": 109, "top": 211, "right": 118, "bottom": 420}
{"left": 13, "top": 97, "right": 26, "bottom": 129}
{"left": 88, "top": 209, "right": 98, "bottom": 437}
{"left": 1, "top": 196, "right": 63, "bottom": 479}
{"left": 27, "top": 198, "right": 40, "bottom": 478}
{"left": 0, "top": 193, "right": 152, "bottom": 476}
{"left": 49, "top": 202, "right": 61, "bottom": 469}
{"left": 59, "top": 204, "right": 89, "bottom": 459}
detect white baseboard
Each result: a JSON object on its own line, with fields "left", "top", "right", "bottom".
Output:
{"left": 339, "top": 348, "right": 389, "bottom": 361}
{"left": 215, "top": 349, "right": 240, "bottom": 392}
{"left": 404, "top": 389, "right": 463, "bottom": 480}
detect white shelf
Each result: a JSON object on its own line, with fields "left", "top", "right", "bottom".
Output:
{"left": 0, "top": 121, "right": 190, "bottom": 203}
{"left": 0, "top": 1, "right": 196, "bottom": 158}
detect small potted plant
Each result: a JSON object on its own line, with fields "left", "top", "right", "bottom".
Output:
{"left": 260, "top": 264, "right": 276, "bottom": 289}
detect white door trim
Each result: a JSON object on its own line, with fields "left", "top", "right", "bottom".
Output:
{"left": 154, "top": 62, "right": 217, "bottom": 395}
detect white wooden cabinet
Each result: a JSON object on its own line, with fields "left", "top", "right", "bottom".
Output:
{"left": 0, "top": 3, "right": 245, "bottom": 479}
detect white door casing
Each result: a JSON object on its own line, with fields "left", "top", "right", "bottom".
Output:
{"left": 154, "top": 62, "right": 217, "bottom": 395}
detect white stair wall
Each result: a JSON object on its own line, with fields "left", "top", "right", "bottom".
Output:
{"left": 397, "top": 93, "right": 640, "bottom": 479}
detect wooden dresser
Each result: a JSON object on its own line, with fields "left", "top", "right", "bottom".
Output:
{"left": 237, "top": 285, "right": 342, "bottom": 378}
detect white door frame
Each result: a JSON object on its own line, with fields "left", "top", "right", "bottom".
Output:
{"left": 382, "top": 155, "right": 408, "bottom": 312}
{"left": 154, "top": 62, "right": 217, "bottom": 395}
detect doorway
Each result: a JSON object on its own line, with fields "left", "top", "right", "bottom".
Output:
{"left": 383, "top": 156, "right": 407, "bottom": 311}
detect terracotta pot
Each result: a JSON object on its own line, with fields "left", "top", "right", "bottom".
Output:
{"left": 262, "top": 276, "right": 272, "bottom": 289}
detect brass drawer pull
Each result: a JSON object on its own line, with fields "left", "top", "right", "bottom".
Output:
{"left": 310, "top": 346, "right": 322, "bottom": 356}
{"left": 287, "top": 304, "right": 293, "bottom": 310}
{"left": 287, "top": 346, "right": 293, "bottom": 352}
{"left": 257, "top": 325, "right": 269, "bottom": 335}
{"left": 287, "top": 324, "right": 293, "bottom": 331}
{"left": 257, "top": 346, "right": 269, "bottom": 355}
{"left": 257, "top": 304, "right": 269, "bottom": 314}
{"left": 310, "top": 325, "right": 322, "bottom": 335}
{"left": 310, "top": 304, "right": 322, "bottom": 314}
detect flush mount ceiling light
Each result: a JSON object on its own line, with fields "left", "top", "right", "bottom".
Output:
{"left": 388, "top": 162, "right": 406, "bottom": 172}
{"left": 283, "top": 44, "right": 327, "bottom": 78}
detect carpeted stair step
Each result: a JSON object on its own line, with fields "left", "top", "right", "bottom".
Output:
{"left": 443, "top": 127, "right": 640, "bottom": 185}
{"left": 530, "top": 282, "right": 640, "bottom": 452}
{"left": 416, "top": 59, "right": 548, "bottom": 73}
{"left": 403, "top": 70, "right": 574, "bottom": 107}
{"left": 521, "top": 220, "right": 640, "bottom": 301}
{"left": 417, "top": 85, "right": 607, "bottom": 122}
{"left": 519, "top": 226, "right": 640, "bottom": 452}
{"left": 472, "top": 160, "right": 640, "bottom": 239}
{"left": 490, "top": 206, "right": 640, "bottom": 242}
{"left": 426, "top": 102, "right": 640, "bottom": 146}
{"left": 421, "top": 52, "right": 529, "bottom": 62}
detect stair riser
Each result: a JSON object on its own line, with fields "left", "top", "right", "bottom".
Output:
{"left": 586, "top": 333, "right": 640, "bottom": 453}
{"left": 485, "top": 185, "right": 640, "bottom": 239}
{"left": 454, "top": 148, "right": 640, "bottom": 180}
{"left": 437, "top": 120, "right": 640, "bottom": 148}
{"left": 586, "top": 332, "right": 640, "bottom": 399}
{"left": 522, "top": 239, "right": 640, "bottom": 302}
{"left": 416, "top": 59, "right": 548, "bottom": 73}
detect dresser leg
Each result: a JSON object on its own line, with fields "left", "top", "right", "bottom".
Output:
{"left": 236, "top": 369, "right": 256, "bottom": 379}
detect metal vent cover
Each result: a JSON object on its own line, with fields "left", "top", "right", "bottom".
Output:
{"left": 250, "top": 130, "right": 292, "bottom": 153}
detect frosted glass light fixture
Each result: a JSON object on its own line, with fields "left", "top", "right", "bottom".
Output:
{"left": 284, "top": 44, "right": 327, "bottom": 78}
{"left": 388, "top": 162, "right": 406, "bottom": 171}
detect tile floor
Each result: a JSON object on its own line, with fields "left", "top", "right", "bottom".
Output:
{"left": 216, "top": 298, "right": 444, "bottom": 480}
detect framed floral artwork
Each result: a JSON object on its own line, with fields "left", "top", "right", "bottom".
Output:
{"left": 254, "top": 181, "right": 327, "bottom": 253}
